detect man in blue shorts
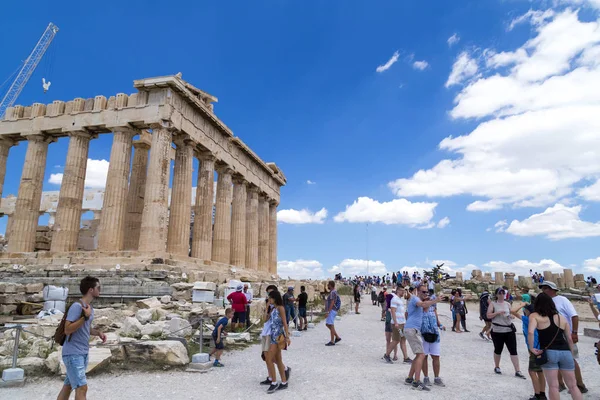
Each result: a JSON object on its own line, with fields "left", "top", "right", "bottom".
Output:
{"left": 57, "top": 276, "right": 106, "bottom": 400}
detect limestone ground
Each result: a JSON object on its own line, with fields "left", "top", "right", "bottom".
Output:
{"left": 5, "top": 296, "right": 600, "bottom": 399}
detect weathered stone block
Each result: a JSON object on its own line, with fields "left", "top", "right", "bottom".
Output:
{"left": 25, "top": 283, "right": 43, "bottom": 293}
{"left": 0, "top": 282, "right": 17, "bottom": 293}
{"left": 136, "top": 297, "right": 161, "bottom": 309}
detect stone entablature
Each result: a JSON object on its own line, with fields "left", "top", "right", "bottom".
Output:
{"left": 0, "top": 74, "right": 284, "bottom": 275}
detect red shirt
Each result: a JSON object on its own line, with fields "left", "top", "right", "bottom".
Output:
{"left": 227, "top": 291, "right": 248, "bottom": 312}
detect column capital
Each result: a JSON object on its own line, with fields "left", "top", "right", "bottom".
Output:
{"left": 268, "top": 199, "right": 279, "bottom": 207}
{"left": 133, "top": 140, "right": 151, "bottom": 150}
{"left": 66, "top": 130, "right": 97, "bottom": 140}
{"left": 173, "top": 133, "right": 194, "bottom": 148}
{"left": 247, "top": 184, "right": 260, "bottom": 194}
{"left": 147, "top": 121, "right": 176, "bottom": 131}
{"left": 21, "top": 132, "right": 56, "bottom": 144}
{"left": 107, "top": 125, "right": 138, "bottom": 136}
{"left": 0, "top": 137, "right": 17, "bottom": 147}
{"left": 216, "top": 163, "right": 233, "bottom": 175}
{"left": 232, "top": 175, "right": 248, "bottom": 186}
{"left": 196, "top": 150, "right": 216, "bottom": 162}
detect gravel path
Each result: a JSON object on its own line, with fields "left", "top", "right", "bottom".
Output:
{"left": 5, "top": 296, "right": 600, "bottom": 399}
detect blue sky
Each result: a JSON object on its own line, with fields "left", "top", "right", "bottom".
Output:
{"left": 2, "top": 0, "right": 600, "bottom": 279}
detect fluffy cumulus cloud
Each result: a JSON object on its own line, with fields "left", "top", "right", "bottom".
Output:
{"left": 445, "top": 51, "right": 479, "bottom": 87}
{"left": 389, "top": 9, "right": 600, "bottom": 221}
{"left": 483, "top": 259, "right": 564, "bottom": 276}
{"left": 508, "top": 9, "right": 555, "bottom": 31}
{"left": 329, "top": 259, "right": 387, "bottom": 276}
{"left": 277, "top": 208, "right": 327, "bottom": 224}
{"left": 376, "top": 51, "right": 400, "bottom": 73}
{"left": 503, "top": 203, "right": 600, "bottom": 240}
{"left": 583, "top": 257, "right": 600, "bottom": 273}
{"left": 447, "top": 33, "right": 460, "bottom": 47}
{"left": 413, "top": 60, "right": 429, "bottom": 70}
{"left": 333, "top": 197, "right": 437, "bottom": 227}
{"left": 48, "top": 159, "right": 109, "bottom": 189}
{"left": 277, "top": 260, "right": 325, "bottom": 279}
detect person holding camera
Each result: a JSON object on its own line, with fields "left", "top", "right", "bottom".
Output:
{"left": 487, "top": 287, "right": 526, "bottom": 379}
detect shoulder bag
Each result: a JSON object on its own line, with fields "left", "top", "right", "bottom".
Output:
{"left": 534, "top": 314, "right": 561, "bottom": 366}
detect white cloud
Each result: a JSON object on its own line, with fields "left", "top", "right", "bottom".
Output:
{"left": 494, "top": 220, "right": 508, "bottom": 232}
{"left": 333, "top": 197, "right": 437, "bottom": 226}
{"left": 48, "top": 158, "right": 109, "bottom": 189}
{"left": 437, "top": 217, "right": 450, "bottom": 228}
{"left": 277, "top": 208, "right": 327, "bottom": 224}
{"left": 328, "top": 259, "right": 387, "bottom": 276}
{"left": 582, "top": 257, "right": 600, "bottom": 273}
{"left": 306, "top": 180, "right": 316, "bottom": 185}
{"left": 391, "top": 10, "right": 600, "bottom": 217}
{"left": 376, "top": 51, "right": 400, "bottom": 73}
{"left": 447, "top": 33, "right": 460, "bottom": 47}
{"left": 557, "top": 0, "right": 600, "bottom": 10}
{"left": 508, "top": 9, "right": 555, "bottom": 31}
{"left": 579, "top": 180, "right": 600, "bottom": 201}
{"left": 445, "top": 51, "right": 479, "bottom": 87}
{"left": 504, "top": 203, "right": 600, "bottom": 240}
{"left": 483, "top": 259, "right": 564, "bottom": 276}
{"left": 277, "top": 260, "right": 325, "bottom": 280}
{"left": 413, "top": 60, "right": 429, "bottom": 70}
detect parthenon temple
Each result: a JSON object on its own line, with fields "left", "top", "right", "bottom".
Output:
{"left": 0, "top": 74, "right": 286, "bottom": 277}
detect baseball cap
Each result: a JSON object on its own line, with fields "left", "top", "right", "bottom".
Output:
{"left": 539, "top": 281, "right": 559, "bottom": 291}
{"left": 288, "top": 286, "right": 294, "bottom": 290}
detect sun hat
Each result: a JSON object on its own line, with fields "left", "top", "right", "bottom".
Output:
{"left": 288, "top": 286, "right": 294, "bottom": 290}
{"left": 236, "top": 284, "right": 243, "bottom": 291}
{"left": 539, "top": 281, "right": 559, "bottom": 291}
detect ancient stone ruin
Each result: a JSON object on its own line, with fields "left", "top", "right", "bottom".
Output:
{"left": 0, "top": 74, "right": 286, "bottom": 288}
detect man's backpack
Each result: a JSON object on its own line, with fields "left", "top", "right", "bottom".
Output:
{"left": 479, "top": 294, "right": 490, "bottom": 319}
{"left": 333, "top": 293, "right": 341, "bottom": 311}
{"left": 377, "top": 291, "right": 385, "bottom": 303}
{"left": 53, "top": 300, "right": 84, "bottom": 346}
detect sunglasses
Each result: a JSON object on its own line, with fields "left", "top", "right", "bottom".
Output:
{"left": 419, "top": 291, "right": 428, "bottom": 294}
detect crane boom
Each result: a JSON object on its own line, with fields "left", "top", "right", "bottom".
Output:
{"left": 0, "top": 23, "right": 59, "bottom": 119}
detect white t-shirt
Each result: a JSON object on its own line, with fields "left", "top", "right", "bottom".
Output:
{"left": 428, "top": 280, "right": 434, "bottom": 290}
{"left": 244, "top": 291, "right": 253, "bottom": 303}
{"left": 552, "top": 295, "right": 577, "bottom": 332}
{"left": 390, "top": 293, "right": 406, "bottom": 324}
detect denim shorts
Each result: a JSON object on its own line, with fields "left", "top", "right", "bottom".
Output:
{"left": 326, "top": 310, "right": 337, "bottom": 325}
{"left": 63, "top": 354, "right": 88, "bottom": 389}
{"left": 298, "top": 307, "right": 307, "bottom": 318}
{"left": 541, "top": 349, "right": 575, "bottom": 371}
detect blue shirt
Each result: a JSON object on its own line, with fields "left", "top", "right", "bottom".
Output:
{"left": 213, "top": 317, "right": 228, "bottom": 337}
{"left": 522, "top": 315, "right": 539, "bottom": 350}
{"left": 62, "top": 301, "right": 93, "bottom": 356}
{"left": 405, "top": 296, "right": 424, "bottom": 330}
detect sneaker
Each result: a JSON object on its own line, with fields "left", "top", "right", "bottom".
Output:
{"left": 412, "top": 381, "right": 431, "bottom": 391}
{"left": 276, "top": 383, "right": 288, "bottom": 391}
{"left": 285, "top": 367, "right": 291, "bottom": 381}
{"left": 260, "top": 378, "right": 272, "bottom": 386}
{"left": 434, "top": 377, "right": 446, "bottom": 387}
{"left": 515, "top": 371, "right": 527, "bottom": 380}
{"left": 558, "top": 384, "right": 566, "bottom": 392}
{"left": 479, "top": 332, "right": 485, "bottom": 340}
{"left": 325, "top": 342, "right": 335, "bottom": 346}
{"left": 267, "top": 383, "right": 279, "bottom": 394}
{"left": 213, "top": 361, "right": 224, "bottom": 367}
{"left": 577, "top": 385, "right": 588, "bottom": 394}
{"left": 334, "top": 337, "right": 342, "bottom": 343}
{"left": 404, "top": 377, "right": 414, "bottom": 385}
{"left": 464, "top": 329, "right": 470, "bottom": 332}
{"left": 494, "top": 367, "right": 502, "bottom": 374}
{"left": 423, "top": 377, "right": 432, "bottom": 386}
{"left": 403, "top": 357, "right": 413, "bottom": 364}
{"left": 383, "top": 354, "right": 393, "bottom": 364}
{"left": 528, "top": 396, "right": 537, "bottom": 400}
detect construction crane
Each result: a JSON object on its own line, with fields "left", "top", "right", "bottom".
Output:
{"left": 0, "top": 23, "right": 59, "bottom": 119}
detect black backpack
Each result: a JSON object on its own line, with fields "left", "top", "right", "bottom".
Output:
{"left": 479, "top": 293, "right": 490, "bottom": 319}
{"left": 377, "top": 291, "right": 385, "bottom": 303}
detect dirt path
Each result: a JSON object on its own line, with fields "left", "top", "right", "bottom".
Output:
{"left": 5, "top": 295, "right": 600, "bottom": 399}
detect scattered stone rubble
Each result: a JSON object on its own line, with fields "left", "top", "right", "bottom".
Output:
{"left": 0, "top": 278, "right": 330, "bottom": 377}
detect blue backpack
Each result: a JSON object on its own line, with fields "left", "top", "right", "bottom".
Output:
{"left": 333, "top": 293, "right": 341, "bottom": 311}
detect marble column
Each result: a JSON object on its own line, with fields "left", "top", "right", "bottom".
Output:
{"left": 212, "top": 166, "right": 233, "bottom": 264}
{"left": 7, "top": 134, "right": 53, "bottom": 252}
{"left": 191, "top": 153, "right": 215, "bottom": 259}
{"left": 167, "top": 137, "right": 194, "bottom": 256}
{"left": 563, "top": 268, "right": 574, "bottom": 288}
{"left": 51, "top": 132, "right": 93, "bottom": 252}
{"left": 245, "top": 186, "right": 259, "bottom": 270}
{"left": 5, "top": 214, "right": 13, "bottom": 241}
{"left": 258, "top": 194, "right": 270, "bottom": 272}
{"left": 495, "top": 272, "right": 504, "bottom": 286}
{"left": 138, "top": 127, "right": 173, "bottom": 252}
{"left": 268, "top": 201, "right": 278, "bottom": 274}
{"left": 123, "top": 138, "right": 150, "bottom": 250}
{"left": 230, "top": 177, "right": 247, "bottom": 267}
{"left": 97, "top": 130, "right": 135, "bottom": 251}
{"left": 0, "top": 138, "right": 16, "bottom": 200}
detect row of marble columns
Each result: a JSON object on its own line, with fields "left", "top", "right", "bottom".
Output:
{"left": 1, "top": 128, "right": 278, "bottom": 273}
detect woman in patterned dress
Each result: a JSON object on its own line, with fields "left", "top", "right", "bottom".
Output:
{"left": 264, "top": 290, "right": 291, "bottom": 393}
